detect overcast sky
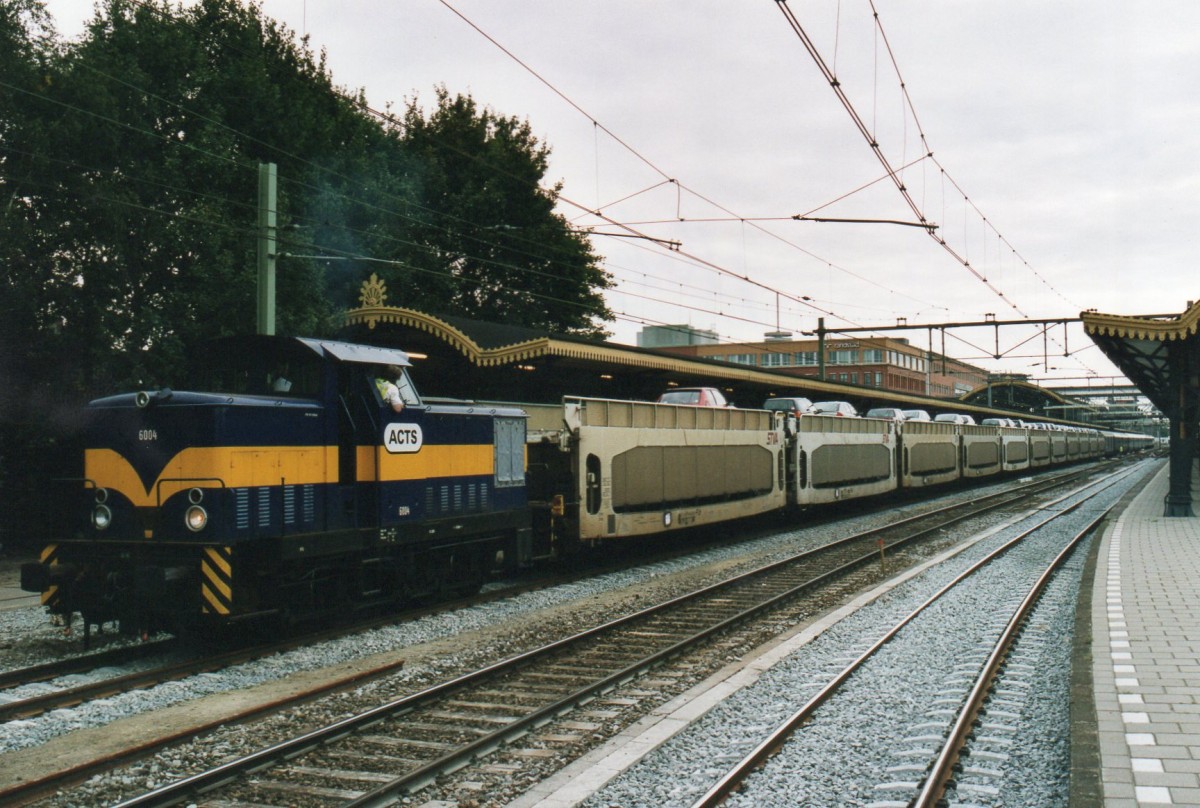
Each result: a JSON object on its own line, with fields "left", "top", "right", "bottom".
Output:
{"left": 43, "top": 1, "right": 1200, "bottom": 386}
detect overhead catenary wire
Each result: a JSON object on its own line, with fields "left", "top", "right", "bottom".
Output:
{"left": 26, "top": 0, "right": 1108, "bottom": 380}
{"left": 774, "top": 0, "right": 1094, "bottom": 374}
{"left": 101, "top": 0, "right": 862, "bottom": 339}
{"left": 773, "top": 0, "right": 1023, "bottom": 315}
{"left": 435, "top": 0, "right": 1101, "bottom": 376}
{"left": 433, "top": 0, "right": 951, "bottom": 323}
{"left": 859, "top": 0, "right": 1080, "bottom": 312}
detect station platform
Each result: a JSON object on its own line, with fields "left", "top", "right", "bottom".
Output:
{"left": 1078, "top": 459, "right": 1200, "bottom": 807}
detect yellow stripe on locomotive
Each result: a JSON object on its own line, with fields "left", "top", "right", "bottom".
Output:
{"left": 86, "top": 442, "right": 502, "bottom": 511}
{"left": 84, "top": 446, "right": 335, "bottom": 509}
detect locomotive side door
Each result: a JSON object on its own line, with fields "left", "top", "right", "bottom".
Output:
{"left": 373, "top": 366, "right": 426, "bottom": 534}
{"left": 335, "top": 367, "right": 381, "bottom": 529}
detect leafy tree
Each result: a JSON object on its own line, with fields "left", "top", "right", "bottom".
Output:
{"left": 3, "top": 1, "right": 612, "bottom": 396}
{"left": 0, "top": 0, "right": 81, "bottom": 550}
{"left": 397, "top": 88, "right": 613, "bottom": 338}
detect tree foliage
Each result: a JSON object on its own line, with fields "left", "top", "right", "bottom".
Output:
{"left": 0, "top": 0, "right": 613, "bottom": 550}
{"left": 394, "top": 88, "right": 612, "bottom": 334}
{"left": 1, "top": 0, "right": 612, "bottom": 396}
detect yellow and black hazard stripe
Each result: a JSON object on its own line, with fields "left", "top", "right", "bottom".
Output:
{"left": 201, "top": 546, "right": 233, "bottom": 616}
{"left": 39, "top": 544, "right": 61, "bottom": 609}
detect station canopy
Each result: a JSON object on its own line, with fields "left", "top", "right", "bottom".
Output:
{"left": 339, "top": 274, "right": 1000, "bottom": 418}
{"left": 340, "top": 275, "right": 856, "bottom": 407}
{"left": 1084, "top": 298, "right": 1199, "bottom": 517}
{"left": 1082, "top": 299, "right": 1200, "bottom": 416}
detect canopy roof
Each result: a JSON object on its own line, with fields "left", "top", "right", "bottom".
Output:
{"left": 1082, "top": 299, "right": 1200, "bottom": 414}
{"left": 343, "top": 274, "right": 1006, "bottom": 414}
{"left": 341, "top": 273, "right": 1127, "bottom": 425}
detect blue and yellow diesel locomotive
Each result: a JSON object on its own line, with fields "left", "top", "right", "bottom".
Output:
{"left": 21, "top": 336, "right": 531, "bottom": 634}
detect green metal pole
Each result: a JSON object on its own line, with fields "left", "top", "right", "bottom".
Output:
{"left": 257, "top": 162, "right": 277, "bottom": 335}
{"left": 816, "top": 317, "right": 826, "bottom": 381}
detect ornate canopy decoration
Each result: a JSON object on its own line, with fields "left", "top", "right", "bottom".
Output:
{"left": 346, "top": 273, "right": 798, "bottom": 374}
{"left": 1084, "top": 297, "right": 1199, "bottom": 516}
{"left": 341, "top": 275, "right": 952, "bottom": 407}
{"left": 1082, "top": 299, "right": 1200, "bottom": 415}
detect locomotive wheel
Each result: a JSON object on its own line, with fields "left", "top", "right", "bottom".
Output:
{"left": 442, "top": 544, "right": 487, "bottom": 598}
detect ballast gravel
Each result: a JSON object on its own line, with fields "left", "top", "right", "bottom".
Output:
{"left": 0, "top": 462, "right": 1147, "bottom": 808}
{"left": 582, "top": 460, "right": 1151, "bottom": 808}
{"left": 0, "top": 475, "right": 1039, "bottom": 757}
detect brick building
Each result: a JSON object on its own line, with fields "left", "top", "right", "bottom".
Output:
{"left": 650, "top": 330, "right": 989, "bottom": 399}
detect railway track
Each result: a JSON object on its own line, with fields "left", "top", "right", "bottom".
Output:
{"left": 65, "top": 463, "right": 1120, "bottom": 808}
{"left": 0, "top": 464, "right": 1101, "bottom": 719}
{"left": 688, "top": 465, "right": 1136, "bottom": 807}
{"left": 0, "top": 555, "right": 605, "bottom": 723}
{"left": 0, "top": 639, "right": 178, "bottom": 694}
{"left": 1, "top": 640, "right": 326, "bottom": 722}
{"left": 908, "top": 512, "right": 1102, "bottom": 808}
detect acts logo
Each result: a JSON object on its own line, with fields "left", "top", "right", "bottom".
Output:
{"left": 384, "top": 423, "right": 424, "bottom": 454}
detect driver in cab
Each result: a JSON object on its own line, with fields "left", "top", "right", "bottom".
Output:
{"left": 377, "top": 364, "right": 407, "bottom": 413}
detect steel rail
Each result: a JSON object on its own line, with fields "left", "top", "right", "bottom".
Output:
{"left": 690, "top": 464, "right": 1139, "bottom": 807}
{"left": 339, "top": 472, "right": 1114, "bottom": 808}
{"left": 105, "top": 464, "right": 1107, "bottom": 808}
{"left": 911, "top": 508, "right": 1112, "bottom": 807}
{"left": 0, "top": 658, "right": 408, "bottom": 808}
{"left": 0, "top": 635, "right": 352, "bottom": 721}
{"left": 0, "top": 550, "right": 631, "bottom": 719}
{"left": 0, "top": 639, "right": 179, "bottom": 692}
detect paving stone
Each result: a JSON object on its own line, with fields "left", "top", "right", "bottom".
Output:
{"left": 1088, "top": 463, "right": 1200, "bottom": 807}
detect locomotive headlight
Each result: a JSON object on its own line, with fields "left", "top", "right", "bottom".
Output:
{"left": 185, "top": 505, "right": 208, "bottom": 532}
{"left": 92, "top": 504, "right": 112, "bottom": 530}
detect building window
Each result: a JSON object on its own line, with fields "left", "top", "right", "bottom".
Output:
{"left": 863, "top": 349, "right": 884, "bottom": 363}
{"left": 828, "top": 349, "right": 858, "bottom": 365}
{"left": 795, "top": 351, "right": 818, "bottom": 366}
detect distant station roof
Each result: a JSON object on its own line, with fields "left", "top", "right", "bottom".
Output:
{"left": 339, "top": 274, "right": 997, "bottom": 417}
{"left": 340, "top": 274, "right": 1133, "bottom": 428}
{"left": 1082, "top": 299, "right": 1200, "bottom": 414}
{"left": 959, "top": 379, "right": 1080, "bottom": 417}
